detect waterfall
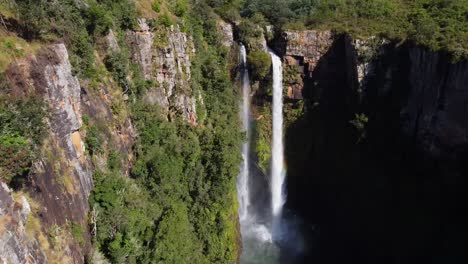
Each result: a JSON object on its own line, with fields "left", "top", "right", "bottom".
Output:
{"left": 269, "top": 50, "right": 285, "bottom": 235}
{"left": 238, "top": 47, "right": 303, "bottom": 263}
{"left": 237, "top": 45, "right": 251, "bottom": 222}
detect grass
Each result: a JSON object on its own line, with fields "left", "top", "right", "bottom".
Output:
{"left": 0, "top": 1, "right": 16, "bottom": 19}
{"left": 70, "top": 222, "right": 85, "bottom": 246}
{"left": 0, "top": 30, "right": 41, "bottom": 72}
{"left": 135, "top": 0, "right": 159, "bottom": 19}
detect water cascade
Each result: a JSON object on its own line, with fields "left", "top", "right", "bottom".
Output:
{"left": 269, "top": 50, "right": 286, "bottom": 237}
{"left": 237, "top": 44, "right": 251, "bottom": 221}
{"left": 238, "top": 45, "right": 278, "bottom": 264}
{"left": 238, "top": 46, "right": 297, "bottom": 263}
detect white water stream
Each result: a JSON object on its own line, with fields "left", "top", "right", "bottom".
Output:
{"left": 238, "top": 47, "right": 298, "bottom": 264}
{"left": 238, "top": 45, "right": 251, "bottom": 222}
{"left": 269, "top": 50, "right": 286, "bottom": 236}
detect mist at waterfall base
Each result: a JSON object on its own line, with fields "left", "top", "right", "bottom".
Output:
{"left": 237, "top": 46, "right": 306, "bottom": 264}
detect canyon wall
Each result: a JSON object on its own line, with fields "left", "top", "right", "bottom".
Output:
{"left": 273, "top": 31, "right": 468, "bottom": 263}
{"left": 0, "top": 14, "right": 223, "bottom": 261}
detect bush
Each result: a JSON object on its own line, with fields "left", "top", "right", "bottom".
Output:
{"left": 104, "top": 51, "right": 130, "bottom": 92}
{"left": 160, "top": 12, "right": 173, "bottom": 27}
{"left": 237, "top": 20, "right": 263, "bottom": 47}
{"left": 0, "top": 134, "right": 32, "bottom": 183}
{"left": 152, "top": 1, "right": 161, "bottom": 13}
{"left": 85, "top": 3, "right": 114, "bottom": 36}
{"left": 350, "top": 113, "right": 368, "bottom": 142}
{"left": 70, "top": 222, "right": 85, "bottom": 246}
{"left": 0, "top": 96, "right": 46, "bottom": 184}
{"left": 85, "top": 125, "right": 103, "bottom": 156}
{"left": 247, "top": 50, "right": 271, "bottom": 81}
{"left": 174, "top": 0, "right": 189, "bottom": 17}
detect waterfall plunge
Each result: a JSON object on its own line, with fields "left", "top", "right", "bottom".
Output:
{"left": 238, "top": 45, "right": 273, "bottom": 248}
{"left": 238, "top": 48, "right": 303, "bottom": 263}
{"left": 237, "top": 45, "right": 251, "bottom": 222}
{"left": 269, "top": 50, "right": 285, "bottom": 236}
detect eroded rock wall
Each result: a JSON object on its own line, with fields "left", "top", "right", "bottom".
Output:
{"left": 0, "top": 183, "right": 46, "bottom": 264}
{"left": 126, "top": 19, "right": 197, "bottom": 125}
{"left": 272, "top": 30, "right": 334, "bottom": 100}
{"left": 3, "top": 44, "right": 92, "bottom": 262}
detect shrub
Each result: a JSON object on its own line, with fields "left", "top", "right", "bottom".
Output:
{"left": 0, "top": 134, "right": 32, "bottom": 183}
{"left": 350, "top": 113, "right": 368, "bottom": 142}
{"left": 152, "top": 1, "right": 161, "bottom": 13}
{"left": 0, "top": 96, "right": 46, "bottom": 184}
{"left": 104, "top": 51, "right": 130, "bottom": 91}
{"left": 160, "top": 12, "right": 173, "bottom": 27}
{"left": 85, "top": 3, "right": 114, "bottom": 36}
{"left": 174, "top": 0, "right": 189, "bottom": 17}
{"left": 70, "top": 222, "right": 85, "bottom": 246}
{"left": 247, "top": 50, "right": 271, "bottom": 81}
{"left": 85, "top": 125, "right": 103, "bottom": 156}
{"left": 237, "top": 20, "right": 262, "bottom": 47}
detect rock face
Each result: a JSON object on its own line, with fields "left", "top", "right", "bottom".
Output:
{"left": 80, "top": 78, "right": 136, "bottom": 176}
{"left": 272, "top": 30, "right": 334, "bottom": 99}
{"left": 404, "top": 47, "right": 468, "bottom": 157}
{"left": 126, "top": 19, "right": 155, "bottom": 80}
{"left": 218, "top": 20, "right": 234, "bottom": 48}
{"left": 281, "top": 31, "right": 468, "bottom": 263}
{"left": 0, "top": 183, "right": 46, "bottom": 264}
{"left": 4, "top": 44, "right": 92, "bottom": 263}
{"left": 279, "top": 30, "right": 334, "bottom": 63}
{"left": 103, "top": 29, "right": 120, "bottom": 52}
{"left": 126, "top": 19, "right": 198, "bottom": 125}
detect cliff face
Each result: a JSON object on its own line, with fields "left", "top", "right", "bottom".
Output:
{"left": 271, "top": 30, "right": 334, "bottom": 100}
{"left": 3, "top": 44, "right": 92, "bottom": 262}
{"left": 0, "top": 182, "right": 46, "bottom": 263}
{"left": 126, "top": 19, "right": 198, "bottom": 125}
{"left": 276, "top": 31, "right": 468, "bottom": 263}
{"left": 0, "top": 13, "right": 233, "bottom": 261}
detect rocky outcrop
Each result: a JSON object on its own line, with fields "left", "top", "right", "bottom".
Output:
{"left": 4, "top": 44, "right": 92, "bottom": 263}
{"left": 272, "top": 30, "right": 334, "bottom": 99}
{"left": 352, "top": 37, "right": 388, "bottom": 88}
{"left": 126, "top": 19, "right": 154, "bottom": 80}
{"left": 103, "top": 29, "right": 120, "bottom": 52}
{"left": 218, "top": 19, "right": 234, "bottom": 48}
{"left": 0, "top": 182, "right": 46, "bottom": 264}
{"left": 126, "top": 19, "right": 197, "bottom": 125}
{"left": 279, "top": 30, "right": 334, "bottom": 62}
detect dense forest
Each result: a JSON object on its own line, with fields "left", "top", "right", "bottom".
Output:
{"left": 0, "top": 0, "right": 467, "bottom": 263}
{"left": 2, "top": 0, "right": 243, "bottom": 262}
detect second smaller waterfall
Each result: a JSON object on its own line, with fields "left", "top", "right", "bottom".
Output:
{"left": 238, "top": 45, "right": 251, "bottom": 221}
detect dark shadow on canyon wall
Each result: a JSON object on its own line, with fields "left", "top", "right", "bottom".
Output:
{"left": 284, "top": 34, "right": 468, "bottom": 264}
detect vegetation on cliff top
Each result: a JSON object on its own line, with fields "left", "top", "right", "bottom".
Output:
{"left": 239, "top": 0, "right": 468, "bottom": 59}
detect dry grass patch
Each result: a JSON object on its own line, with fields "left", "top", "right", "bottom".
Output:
{"left": 0, "top": 29, "right": 41, "bottom": 72}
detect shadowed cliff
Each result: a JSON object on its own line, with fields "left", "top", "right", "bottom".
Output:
{"left": 283, "top": 34, "right": 468, "bottom": 264}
